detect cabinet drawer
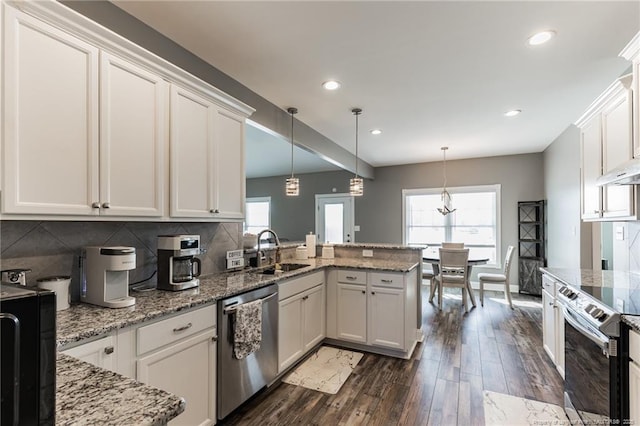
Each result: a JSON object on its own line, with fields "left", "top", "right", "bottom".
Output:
{"left": 369, "top": 272, "right": 403, "bottom": 289}
{"left": 337, "top": 270, "right": 367, "bottom": 285}
{"left": 631, "top": 329, "right": 640, "bottom": 363}
{"left": 542, "top": 275, "right": 555, "bottom": 294}
{"left": 137, "top": 304, "right": 215, "bottom": 355}
{"left": 279, "top": 271, "right": 324, "bottom": 301}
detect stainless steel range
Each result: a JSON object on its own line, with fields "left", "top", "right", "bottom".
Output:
{"left": 556, "top": 277, "right": 640, "bottom": 425}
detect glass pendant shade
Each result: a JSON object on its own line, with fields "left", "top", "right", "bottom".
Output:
{"left": 437, "top": 146, "right": 456, "bottom": 215}
{"left": 285, "top": 107, "right": 299, "bottom": 196}
{"left": 349, "top": 177, "right": 364, "bottom": 196}
{"left": 286, "top": 177, "right": 300, "bottom": 196}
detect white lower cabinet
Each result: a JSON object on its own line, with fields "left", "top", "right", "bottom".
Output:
{"left": 328, "top": 268, "right": 418, "bottom": 357}
{"left": 630, "top": 329, "right": 640, "bottom": 425}
{"left": 137, "top": 330, "right": 216, "bottom": 426}
{"left": 136, "top": 305, "right": 217, "bottom": 425}
{"left": 61, "top": 334, "right": 117, "bottom": 372}
{"left": 278, "top": 272, "right": 326, "bottom": 373}
{"left": 542, "top": 274, "right": 565, "bottom": 378}
{"left": 542, "top": 288, "right": 556, "bottom": 363}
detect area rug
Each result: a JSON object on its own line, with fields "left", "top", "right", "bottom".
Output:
{"left": 483, "top": 391, "right": 568, "bottom": 425}
{"left": 282, "top": 346, "right": 363, "bottom": 394}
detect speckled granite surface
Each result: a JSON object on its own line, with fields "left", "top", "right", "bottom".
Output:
{"left": 540, "top": 267, "right": 640, "bottom": 332}
{"left": 57, "top": 258, "right": 419, "bottom": 347}
{"left": 56, "top": 353, "right": 185, "bottom": 425}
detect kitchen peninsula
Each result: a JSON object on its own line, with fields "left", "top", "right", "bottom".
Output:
{"left": 55, "top": 243, "right": 422, "bottom": 424}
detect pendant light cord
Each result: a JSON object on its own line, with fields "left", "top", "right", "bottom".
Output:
{"left": 287, "top": 107, "right": 297, "bottom": 178}
{"left": 442, "top": 146, "right": 448, "bottom": 189}
{"left": 352, "top": 108, "right": 362, "bottom": 178}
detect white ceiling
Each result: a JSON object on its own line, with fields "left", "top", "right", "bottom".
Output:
{"left": 113, "top": 1, "right": 640, "bottom": 175}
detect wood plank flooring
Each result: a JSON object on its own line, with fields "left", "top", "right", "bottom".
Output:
{"left": 221, "top": 288, "right": 564, "bottom": 425}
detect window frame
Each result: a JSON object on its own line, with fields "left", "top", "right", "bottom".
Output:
{"left": 245, "top": 196, "right": 271, "bottom": 234}
{"left": 401, "top": 184, "right": 502, "bottom": 268}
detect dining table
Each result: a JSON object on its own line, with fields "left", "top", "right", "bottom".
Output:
{"left": 422, "top": 254, "right": 489, "bottom": 308}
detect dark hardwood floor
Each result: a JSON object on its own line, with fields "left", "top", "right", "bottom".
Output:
{"left": 221, "top": 287, "right": 564, "bottom": 425}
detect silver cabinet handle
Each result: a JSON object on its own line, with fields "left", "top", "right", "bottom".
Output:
{"left": 102, "top": 202, "right": 110, "bottom": 209}
{"left": 104, "top": 346, "right": 114, "bottom": 355}
{"left": 381, "top": 279, "right": 393, "bottom": 283}
{"left": 210, "top": 209, "right": 220, "bottom": 214}
{"left": 212, "top": 336, "right": 218, "bottom": 342}
{"left": 173, "top": 322, "right": 193, "bottom": 333}
{"left": 302, "top": 295, "right": 309, "bottom": 301}
{"left": 91, "top": 202, "right": 100, "bottom": 209}
{"left": 594, "top": 210, "right": 602, "bottom": 214}
{"left": 346, "top": 276, "right": 357, "bottom": 280}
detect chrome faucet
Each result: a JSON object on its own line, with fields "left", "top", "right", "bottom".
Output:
{"left": 256, "top": 229, "right": 280, "bottom": 268}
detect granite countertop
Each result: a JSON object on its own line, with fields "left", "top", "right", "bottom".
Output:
{"left": 56, "top": 353, "right": 185, "bottom": 425}
{"left": 58, "top": 257, "right": 419, "bottom": 347}
{"left": 540, "top": 267, "right": 640, "bottom": 333}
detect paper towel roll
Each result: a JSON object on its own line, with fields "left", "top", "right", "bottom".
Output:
{"left": 306, "top": 233, "right": 317, "bottom": 258}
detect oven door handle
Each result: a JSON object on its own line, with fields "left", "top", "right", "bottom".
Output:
{"left": 223, "top": 292, "right": 277, "bottom": 315}
{"left": 0, "top": 313, "right": 21, "bottom": 426}
{"left": 561, "top": 304, "right": 611, "bottom": 355}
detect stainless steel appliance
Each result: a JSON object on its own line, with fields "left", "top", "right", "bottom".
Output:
{"left": 157, "top": 235, "right": 201, "bottom": 291}
{"left": 217, "top": 284, "right": 278, "bottom": 419}
{"left": 1, "top": 283, "right": 56, "bottom": 425}
{"left": 81, "top": 246, "right": 136, "bottom": 308}
{"left": 556, "top": 279, "right": 640, "bottom": 424}
{"left": 1, "top": 268, "right": 31, "bottom": 286}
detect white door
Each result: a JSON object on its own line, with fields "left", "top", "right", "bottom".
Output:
{"left": 580, "top": 116, "right": 603, "bottom": 220}
{"left": 542, "top": 290, "right": 556, "bottom": 363}
{"left": 368, "top": 286, "right": 405, "bottom": 350}
{"left": 137, "top": 330, "right": 216, "bottom": 426}
{"left": 315, "top": 194, "right": 355, "bottom": 243}
{"left": 99, "top": 52, "right": 166, "bottom": 217}
{"left": 2, "top": 8, "right": 99, "bottom": 215}
{"left": 336, "top": 283, "right": 367, "bottom": 343}
{"left": 213, "top": 108, "right": 245, "bottom": 219}
{"left": 630, "top": 361, "right": 640, "bottom": 426}
{"left": 303, "top": 284, "right": 326, "bottom": 351}
{"left": 278, "top": 295, "right": 304, "bottom": 373}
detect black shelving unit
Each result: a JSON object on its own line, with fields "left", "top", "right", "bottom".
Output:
{"left": 518, "top": 200, "right": 546, "bottom": 296}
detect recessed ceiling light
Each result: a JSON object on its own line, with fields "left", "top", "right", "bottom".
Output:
{"left": 370, "top": 129, "right": 382, "bottom": 135}
{"left": 505, "top": 109, "right": 522, "bottom": 117}
{"left": 528, "top": 30, "right": 556, "bottom": 46}
{"left": 322, "top": 80, "right": 341, "bottom": 91}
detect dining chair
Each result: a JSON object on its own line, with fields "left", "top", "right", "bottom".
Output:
{"left": 478, "top": 245, "right": 515, "bottom": 309}
{"left": 442, "top": 242, "right": 465, "bottom": 249}
{"left": 435, "top": 248, "right": 470, "bottom": 312}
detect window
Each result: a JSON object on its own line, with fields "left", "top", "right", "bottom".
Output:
{"left": 402, "top": 185, "right": 501, "bottom": 266}
{"left": 245, "top": 197, "right": 270, "bottom": 234}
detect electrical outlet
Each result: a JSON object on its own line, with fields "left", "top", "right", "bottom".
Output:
{"left": 363, "top": 249, "right": 373, "bottom": 257}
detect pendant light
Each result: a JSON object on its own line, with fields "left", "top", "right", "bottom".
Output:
{"left": 285, "top": 107, "right": 299, "bottom": 196}
{"left": 349, "top": 108, "right": 364, "bottom": 196}
{"left": 437, "top": 146, "right": 456, "bottom": 216}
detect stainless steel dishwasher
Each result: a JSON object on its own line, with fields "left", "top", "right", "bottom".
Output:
{"left": 217, "top": 284, "right": 278, "bottom": 420}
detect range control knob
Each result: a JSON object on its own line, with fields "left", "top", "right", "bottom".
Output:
{"left": 585, "top": 304, "right": 596, "bottom": 314}
{"left": 592, "top": 308, "right": 604, "bottom": 319}
{"left": 598, "top": 313, "right": 608, "bottom": 323}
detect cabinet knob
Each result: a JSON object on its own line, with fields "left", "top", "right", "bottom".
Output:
{"left": 102, "top": 202, "right": 111, "bottom": 209}
{"left": 372, "top": 291, "right": 376, "bottom": 295}
{"left": 91, "top": 202, "right": 100, "bottom": 209}
{"left": 302, "top": 295, "right": 309, "bottom": 301}
{"left": 361, "top": 290, "right": 366, "bottom": 294}
{"left": 594, "top": 210, "right": 602, "bottom": 214}
{"left": 104, "top": 346, "right": 114, "bottom": 355}
{"left": 212, "top": 336, "right": 218, "bottom": 342}
{"left": 210, "top": 209, "right": 220, "bottom": 214}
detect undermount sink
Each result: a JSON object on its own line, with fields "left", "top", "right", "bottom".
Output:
{"left": 260, "top": 263, "right": 310, "bottom": 275}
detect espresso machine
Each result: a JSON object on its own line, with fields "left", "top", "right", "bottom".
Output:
{"left": 82, "top": 246, "right": 136, "bottom": 308}
{"left": 157, "top": 235, "right": 201, "bottom": 291}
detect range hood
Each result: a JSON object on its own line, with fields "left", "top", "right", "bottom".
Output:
{"left": 596, "top": 158, "right": 640, "bottom": 186}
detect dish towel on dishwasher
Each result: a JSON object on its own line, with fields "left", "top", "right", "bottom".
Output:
{"left": 233, "top": 299, "right": 263, "bottom": 360}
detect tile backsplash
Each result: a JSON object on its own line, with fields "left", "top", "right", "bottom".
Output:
{"left": 629, "top": 222, "right": 640, "bottom": 273}
{"left": 0, "top": 220, "right": 242, "bottom": 301}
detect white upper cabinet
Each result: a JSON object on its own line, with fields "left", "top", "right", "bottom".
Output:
{"left": 1, "top": 1, "right": 253, "bottom": 221}
{"left": 2, "top": 7, "right": 100, "bottom": 215}
{"left": 620, "top": 31, "right": 640, "bottom": 158}
{"left": 577, "top": 74, "right": 636, "bottom": 221}
{"left": 99, "top": 52, "right": 166, "bottom": 217}
{"left": 170, "top": 85, "right": 216, "bottom": 218}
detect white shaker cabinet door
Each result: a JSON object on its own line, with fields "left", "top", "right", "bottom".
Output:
{"left": 336, "top": 283, "right": 367, "bottom": 343}
{"left": 213, "top": 108, "right": 245, "bottom": 219}
{"left": 99, "top": 52, "right": 166, "bottom": 217}
{"left": 368, "top": 286, "right": 405, "bottom": 350}
{"left": 278, "top": 294, "right": 304, "bottom": 373}
{"left": 61, "top": 335, "right": 116, "bottom": 373}
{"left": 542, "top": 289, "right": 556, "bottom": 363}
{"left": 170, "top": 85, "right": 216, "bottom": 217}
{"left": 601, "top": 90, "right": 634, "bottom": 219}
{"left": 137, "top": 329, "right": 216, "bottom": 426}
{"left": 580, "top": 116, "right": 603, "bottom": 220}
{"left": 303, "top": 284, "right": 326, "bottom": 352}
{"left": 2, "top": 7, "right": 99, "bottom": 215}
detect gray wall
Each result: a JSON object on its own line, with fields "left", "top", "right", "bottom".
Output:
{"left": 542, "top": 125, "right": 591, "bottom": 269}
{"left": 0, "top": 221, "right": 241, "bottom": 301}
{"left": 247, "top": 170, "right": 354, "bottom": 242}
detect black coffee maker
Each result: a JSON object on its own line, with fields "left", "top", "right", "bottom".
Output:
{"left": 157, "top": 235, "right": 201, "bottom": 291}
